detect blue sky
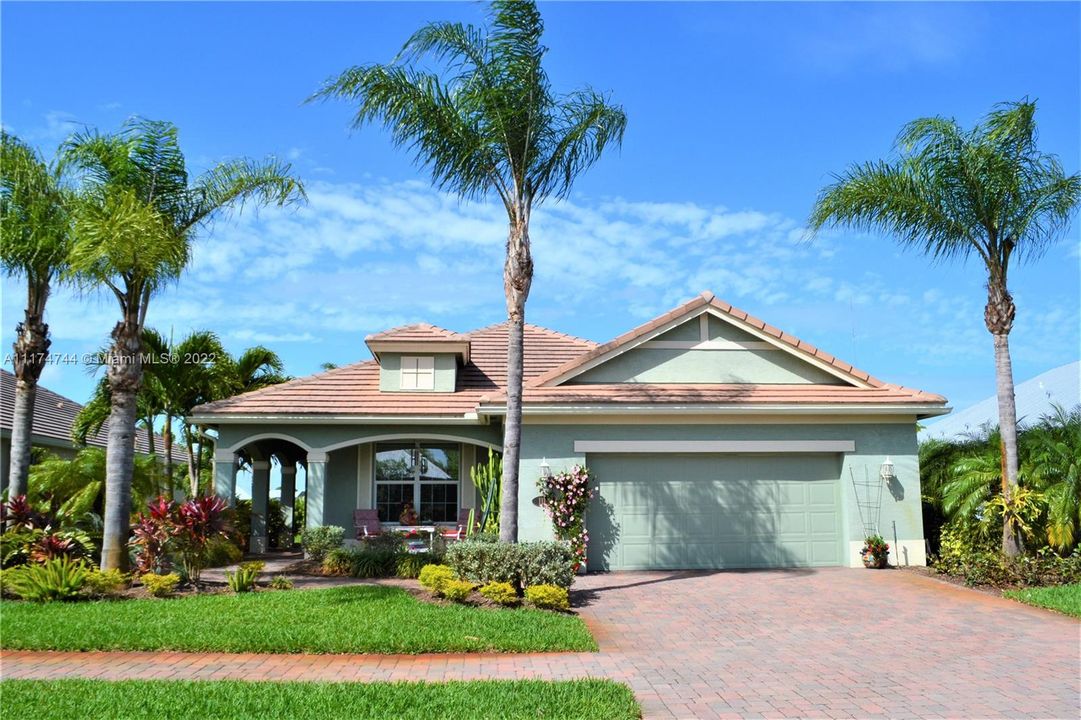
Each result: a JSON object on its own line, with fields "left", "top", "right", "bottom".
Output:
{"left": 3, "top": 1, "right": 1079, "bottom": 420}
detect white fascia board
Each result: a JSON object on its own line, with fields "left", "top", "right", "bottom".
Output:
{"left": 574, "top": 439, "right": 856, "bottom": 453}
{"left": 187, "top": 414, "right": 486, "bottom": 426}
{"left": 476, "top": 403, "right": 951, "bottom": 418}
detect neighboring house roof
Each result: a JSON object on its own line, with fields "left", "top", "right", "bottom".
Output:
{"left": 190, "top": 291, "right": 947, "bottom": 421}
{"left": 0, "top": 369, "right": 179, "bottom": 456}
{"left": 919, "top": 361, "right": 1080, "bottom": 443}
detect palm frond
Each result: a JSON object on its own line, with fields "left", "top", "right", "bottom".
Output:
{"left": 183, "top": 157, "right": 305, "bottom": 232}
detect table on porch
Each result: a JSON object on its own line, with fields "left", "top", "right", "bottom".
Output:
{"left": 388, "top": 525, "right": 438, "bottom": 553}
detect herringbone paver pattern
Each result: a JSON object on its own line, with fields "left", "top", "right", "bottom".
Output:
{"left": 2, "top": 568, "right": 1078, "bottom": 719}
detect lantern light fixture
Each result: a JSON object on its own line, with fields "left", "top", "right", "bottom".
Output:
{"left": 880, "top": 456, "right": 895, "bottom": 482}
{"left": 540, "top": 458, "right": 552, "bottom": 478}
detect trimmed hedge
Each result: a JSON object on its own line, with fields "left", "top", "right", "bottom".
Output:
{"left": 446, "top": 540, "right": 575, "bottom": 589}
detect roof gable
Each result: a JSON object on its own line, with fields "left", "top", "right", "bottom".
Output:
{"left": 529, "top": 291, "right": 880, "bottom": 389}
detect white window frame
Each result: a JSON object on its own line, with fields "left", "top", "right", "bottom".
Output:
{"left": 400, "top": 355, "right": 435, "bottom": 391}
{"left": 373, "top": 442, "right": 461, "bottom": 525}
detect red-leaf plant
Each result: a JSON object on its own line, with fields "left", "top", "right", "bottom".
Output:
{"left": 131, "top": 497, "right": 177, "bottom": 575}
{"left": 174, "top": 495, "right": 230, "bottom": 583}
{"left": 2, "top": 495, "right": 49, "bottom": 531}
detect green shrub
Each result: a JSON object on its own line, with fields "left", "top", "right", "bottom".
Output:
{"left": 396, "top": 552, "right": 439, "bottom": 578}
{"left": 933, "top": 525, "right": 1081, "bottom": 587}
{"left": 322, "top": 546, "right": 399, "bottom": 578}
{"left": 418, "top": 564, "right": 456, "bottom": 595}
{"left": 446, "top": 540, "right": 575, "bottom": 590}
{"left": 5, "top": 557, "right": 90, "bottom": 602}
{"left": 441, "top": 579, "right": 475, "bottom": 603}
{"left": 301, "top": 525, "right": 344, "bottom": 562}
{"left": 82, "top": 569, "right": 130, "bottom": 597}
{"left": 204, "top": 537, "right": 243, "bottom": 568}
{"left": 525, "top": 584, "right": 569, "bottom": 611}
{"left": 141, "top": 573, "right": 181, "bottom": 598}
{"left": 479, "top": 581, "right": 519, "bottom": 606}
{"left": 322, "top": 548, "right": 354, "bottom": 576}
{"left": 225, "top": 562, "right": 262, "bottom": 593}
{"left": 0, "top": 529, "right": 44, "bottom": 568}
{"left": 269, "top": 575, "right": 294, "bottom": 590}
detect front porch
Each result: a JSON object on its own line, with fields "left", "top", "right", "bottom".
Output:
{"left": 211, "top": 424, "right": 502, "bottom": 553}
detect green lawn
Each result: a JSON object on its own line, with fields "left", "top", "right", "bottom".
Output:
{"left": 0, "top": 679, "right": 640, "bottom": 720}
{"left": 0, "top": 585, "right": 596, "bottom": 653}
{"left": 1004, "top": 583, "right": 1081, "bottom": 618}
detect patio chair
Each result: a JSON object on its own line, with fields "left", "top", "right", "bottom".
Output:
{"left": 354, "top": 509, "right": 383, "bottom": 540}
{"left": 440, "top": 508, "right": 481, "bottom": 543}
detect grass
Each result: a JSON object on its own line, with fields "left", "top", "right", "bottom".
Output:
{"left": 0, "top": 679, "right": 641, "bottom": 720}
{"left": 1003, "top": 583, "right": 1081, "bottom": 618}
{"left": 0, "top": 585, "right": 596, "bottom": 653}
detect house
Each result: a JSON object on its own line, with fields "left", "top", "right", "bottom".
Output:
{"left": 0, "top": 369, "right": 181, "bottom": 491}
{"left": 919, "top": 360, "right": 1078, "bottom": 443}
{"left": 190, "top": 291, "right": 948, "bottom": 569}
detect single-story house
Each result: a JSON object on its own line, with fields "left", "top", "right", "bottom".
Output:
{"left": 190, "top": 291, "right": 948, "bottom": 569}
{"left": 1, "top": 369, "right": 180, "bottom": 491}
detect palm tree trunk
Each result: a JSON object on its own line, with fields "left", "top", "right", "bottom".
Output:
{"left": 7, "top": 283, "right": 51, "bottom": 498}
{"left": 498, "top": 217, "right": 533, "bottom": 543}
{"left": 186, "top": 427, "right": 199, "bottom": 497}
{"left": 163, "top": 414, "right": 173, "bottom": 490}
{"left": 985, "top": 276, "right": 1022, "bottom": 557}
{"left": 145, "top": 419, "right": 155, "bottom": 456}
{"left": 100, "top": 317, "right": 144, "bottom": 572}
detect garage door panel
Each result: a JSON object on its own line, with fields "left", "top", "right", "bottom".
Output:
{"left": 588, "top": 454, "right": 843, "bottom": 571}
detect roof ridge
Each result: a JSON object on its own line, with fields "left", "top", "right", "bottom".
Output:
{"left": 191, "top": 360, "right": 377, "bottom": 412}
{"left": 467, "top": 320, "right": 597, "bottom": 347}
{"left": 366, "top": 322, "right": 469, "bottom": 342}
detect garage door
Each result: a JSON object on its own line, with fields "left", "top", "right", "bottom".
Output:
{"left": 587, "top": 454, "right": 843, "bottom": 570}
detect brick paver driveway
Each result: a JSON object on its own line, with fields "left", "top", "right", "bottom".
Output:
{"left": 572, "top": 568, "right": 1080, "bottom": 719}
{"left": 3, "top": 568, "right": 1079, "bottom": 719}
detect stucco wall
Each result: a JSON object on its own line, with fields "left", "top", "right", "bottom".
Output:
{"left": 516, "top": 420, "right": 925, "bottom": 567}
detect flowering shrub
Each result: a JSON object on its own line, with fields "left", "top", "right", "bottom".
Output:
{"left": 536, "top": 465, "right": 596, "bottom": 565}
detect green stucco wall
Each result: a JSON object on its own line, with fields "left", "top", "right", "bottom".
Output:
{"left": 516, "top": 421, "right": 924, "bottom": 567}
{"left": 378, "top": 354, "right": 458, "bottom": 392}
{"left": 570, "top": 347, "right": 844, "bottom": 384}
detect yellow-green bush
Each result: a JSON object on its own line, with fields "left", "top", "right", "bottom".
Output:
{"left": 525, "top": 584, "right": 569, "bottom": 610}
{"left": 83, "top": 569, "right": 130, "bottom": 597}
{"left": 4, "top": 557, "right": 89, "bottom": 602}
{"left": 479, "top": 581, "right": 519, "bottom": 606}
{"left": 141, "top": 573, "right": 180, "bottom": 598}
{"left": 418, "top": 564, "right": 456, "bottom": 595}
{"left": 441, "top": 579, "right": 475, "bottom": 603}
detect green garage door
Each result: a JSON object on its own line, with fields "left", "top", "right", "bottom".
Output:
{"left": 587, "top": 454, "right": 843, "bottom": 570}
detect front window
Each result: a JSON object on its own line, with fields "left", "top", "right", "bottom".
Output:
{"left": 400, "top": 356, "right": 435, "bottom": 390}
{"left": 374, "top": 442, "right": 460, "bottom": 523}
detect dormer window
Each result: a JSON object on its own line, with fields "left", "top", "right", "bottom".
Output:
{"left": 400, "top": 356, "right": 435, "bottom": 390}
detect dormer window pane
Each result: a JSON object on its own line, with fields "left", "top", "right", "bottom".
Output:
{"left": 401, "top": 356, "right": 435, "bottom": 390}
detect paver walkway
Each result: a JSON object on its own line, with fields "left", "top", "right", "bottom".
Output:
{"left": 3, "top": 568, "right": 1079, "bottom": 719}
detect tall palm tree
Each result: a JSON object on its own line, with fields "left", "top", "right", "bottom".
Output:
{"left": 312, "top": 0, "right": 626, "bottom": 542}
{"left": 809, "top": 100, "right": 1079, "bottom": 556}
{"left": 62, "top": 117, "right": 305, "bottom": 570}
{"left": 0, "top": 132, "right": 72, "bottom": 497}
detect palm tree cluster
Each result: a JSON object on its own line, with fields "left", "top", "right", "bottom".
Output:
{"left": 2, "top": 119, "right": 305, "bottom": 569}
{"left": 921, "top": 405, "right": 1081, "bottom": 555}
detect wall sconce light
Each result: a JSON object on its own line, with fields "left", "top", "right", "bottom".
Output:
{"left": 539, "top": 458, "right": 552, "bottom": 478}
{"left": 880, "top": 456, "right": 895, "bottom": 482}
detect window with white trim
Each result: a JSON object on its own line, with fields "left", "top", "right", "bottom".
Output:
{"left": 374, "top": 442, "right": 460, "bottom": 523}
{"left": 400, "top": 356, "right": 435, "bottom": 390}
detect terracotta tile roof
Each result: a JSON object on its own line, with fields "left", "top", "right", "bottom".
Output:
{"left": 528, "top": 291, "right": 888, "bottom": 389}
{"left": 498, "top": 383, "right": 946, "bottom": 406}
{"left": 365, "top": 323, "right": 470, "bottom": 343}
{"left": 191, "top": 323, "right": 597, "bottom": 417}
{"left": 0, "top": 369, "right": 179, "bottom": 455}
{"left": 190, "top": 292, "right": 946, "bottom": 419}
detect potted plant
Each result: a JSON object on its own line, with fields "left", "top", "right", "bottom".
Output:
{"left": 860, "top": 534, "right": 890, "bottom": 568}
{"left": 399, "top": 503, "right": 418, "bottom": 526}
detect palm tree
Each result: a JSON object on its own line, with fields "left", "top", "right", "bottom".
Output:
{"left": 312, "top": 0, "right": 626, "bottom": 542}
{"left": 61, "top": 117, "right": 305, "bottom": 570}
{"left": 183, "top": 344, "right": 287, "bottom": 494}
{"left": 0, "top": 132, "right": 72, "bottom": 497}
{"left": 809, "top": 100, "right": 1080, "bottom": 556}
{"left": 1024, "top": 405, "right": 1081, "bottom": 551}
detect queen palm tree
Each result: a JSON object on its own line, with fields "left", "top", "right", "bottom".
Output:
{"left": 62, "top": 117, "right": 305, "bottom": 570}
{"left": 312, "top": 0, "right": 626, "bottom": 542}
{"left": 810, "top": 100, "right": 1079, "bottom": 556}
{"left": 0, "top": 132, "right": 72, "bottom": 497}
